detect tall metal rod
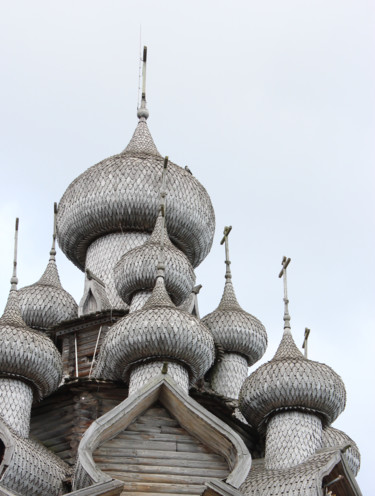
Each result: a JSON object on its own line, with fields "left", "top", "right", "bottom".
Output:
{"left": 11, "top": 218, "right": 19, "bottom": 290}
{"left": 89, "top": 326, "right": 102, "bottom": 378}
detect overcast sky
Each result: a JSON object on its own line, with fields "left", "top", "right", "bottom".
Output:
{"left": 0, "top": 1, "right": 374, "bottom": 492}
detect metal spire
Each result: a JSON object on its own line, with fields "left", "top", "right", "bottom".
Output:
{"left": 157, "top": 156, "right": 169, "bottom": 277}
{"left": 10, "top": 218, "right": 19, "bottom": 290}
{"left": 49, "top": 202, "right": 57, "bottom": 261}
{"left": 278, "top": 256, "right": 291, "bottom": 329}
{"left": 137, "top": 46, "right": 149, "bottom": 120}
{"left": 220, "top": 226, "right": 233, "bottom": 279}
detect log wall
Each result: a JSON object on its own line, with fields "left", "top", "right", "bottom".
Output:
{"left": 93, "top": 402, "right": 230, "bottom": 496}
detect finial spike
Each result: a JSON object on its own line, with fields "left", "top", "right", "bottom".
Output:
{"left": 278, "top": 256, "right": 292, "bottom": 329}
{"left": 10, "top": 218, "right": 19, "bottom": 290}
{"left": 220, "top": 226, "right": 232, "bottom": 279}
{"left": 137, "top": 45, "right": 149, "bottom": 120}
{"left": 50, "top": 202, "right": 57, "bottom": 260}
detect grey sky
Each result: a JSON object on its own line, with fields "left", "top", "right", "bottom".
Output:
{"left": 0, "top": 1, "right": 374, "bottom": 492}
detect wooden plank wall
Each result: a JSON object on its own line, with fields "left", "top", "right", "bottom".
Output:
{"left": 93, "top": 401, "right": 230, "bottom": 496}
{"left": 30, "top": 383, "right": 127, "bottom": 466}
{"left": 61, "top": 325, "right": 110, "bottom": 379}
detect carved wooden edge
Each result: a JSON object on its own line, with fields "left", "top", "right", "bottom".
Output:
{"left": 0, "top": 421, "right": 15, "bottom": 480}
{"left": 203, "top": 479, "right": 243, "bottom": 496}
{"left": 74, "top": 374, "right": 251, "bottom": 490}
{"left": 64, "top": 479, "right": 124, "bottom": 496}
{"left": 0, "top": 485, "right": 22, "bottom": 496}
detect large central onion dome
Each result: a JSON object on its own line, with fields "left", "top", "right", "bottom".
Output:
{"left": 115, "top": 213, "right": 195, "bottom": 306}
{"left": 95, "top": 271, "right": 215, "bottom": 385}
{"left": 56, "top": 111, "right": 215, "bottom": 271}
{"left": 239, "top": 327, "right": 346, "bottom": 430}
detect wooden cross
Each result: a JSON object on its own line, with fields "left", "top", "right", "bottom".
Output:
{"left": 302, "top": 327, "right": 310, "bottom": 358}
{"left": 278, "top": 256, "right": 291, "bottom": 329}
{"left": 220, "top": 226, "right": 232, "bottom": 277}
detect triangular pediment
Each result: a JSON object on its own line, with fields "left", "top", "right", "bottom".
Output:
{"left": 73, "top": 375, "right": 251, "bottom": 495}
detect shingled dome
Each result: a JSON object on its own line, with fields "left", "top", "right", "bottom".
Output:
{"left": 202, "top": 277, "right": 267, "bottom": 366}
{"left": 115, "top": 213, "right": 195, "bottom": 306}
{"left": 18, "top": 254, "right": 77, "bottom": 330}
{"left": 239, "top": 328, "right": 346, "bottom": 429}
{"left": 95, "top": 273, "right": 215, "bottom": 384}
{"left": 0, "top": 290, "right": 63, "bottom": 400}
{"left": 56, "top": 116, "right": 215, "bottom": 270}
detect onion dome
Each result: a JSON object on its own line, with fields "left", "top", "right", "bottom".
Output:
{"left": 322, "top": 426, "right": 360, "bottom": 476}
{"left": 115, "top": 213, "right": 195, "bottom": 306}
{"left": 239, "top": 257, "right": 346, "bottom": 430}
{"left": 56, "top": 50, "right": 215, "bottom": 271}
{"left": 202, "top": 226, "right": 267, "bottom": 366}
{"left": 239, "top": 328, "right": 346, "bottom": 430}
{"left": 0, "top": 220, "right": 63, "bottom": 399}
{"left": 95, "top": 269, "right": 215, "bottom": 385}
{"left": 18, "top": 208, "right": 77, "bottom": 329}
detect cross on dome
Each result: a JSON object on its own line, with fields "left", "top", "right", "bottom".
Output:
{"left": 278, "top": 256, "right": 291, "bottom": 329}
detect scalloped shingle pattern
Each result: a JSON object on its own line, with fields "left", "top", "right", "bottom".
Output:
{"left": 129, "top": 361, "right": 189, "bottom": 395}
{"left": 115, "top": 214, "right": 195, "bottom": 306}
{"left": 239, "top": 329, "right": 346, "bottom": 429}
{"left": 129, "top": 290, "right": 151, "bottom": 312}
{"left": 322, "top": 426, "right": 360, "bottom": 476}
{"left": 18, "top": 259, "right": 77, "bottom": 329}
{"left": 57, "top": 119, "right": 215, "bottom": 270}
{"left": 210, "top": 352, "right": 248, "bottom": 399}
{"left": 0, "top": 379, "right": 33, "bottom": 437}
{"left": 240, "top": 449, "right": 341, "bottom": 496}
{"left": 265, "top": 412, "right": 322, "bottom": 469}
{"left": 0, "top": 290, "right": 63, "bottom": 399}
{"left": 0, "top": 423, "right": 69, "bottom": 496}
{"left": 86, "top": 231, "right": 150, "bottom": 309}
{"left": 202, "top": 279, "right": 267, "bottom": 365}
{"left": 94, "top": 276, "right": 215, "bottom": 384}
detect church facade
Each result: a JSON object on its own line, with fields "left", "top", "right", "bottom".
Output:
{"left": 0, "top": 48, "right": 362, "bottom": 496}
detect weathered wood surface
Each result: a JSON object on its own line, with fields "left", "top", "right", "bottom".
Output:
{"left": 93, "top": 402, "right": 230, "bottom": 496}
{"left": 30, "top": 382, "right": 127, "bottom": 466}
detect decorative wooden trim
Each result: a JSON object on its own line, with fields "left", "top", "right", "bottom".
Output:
{"left": 74, "top": 374, "right": 251, "bottom": 491}
{"left": 203, "top": 479, "right": 243, "bottom": 496}
{"left": 64, "top": 479, "right": 124, "bottom": 496}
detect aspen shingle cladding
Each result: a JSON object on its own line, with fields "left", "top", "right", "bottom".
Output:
{"left": 114, "top": 214, "right": 195, "bottom": 306}
{"left": 93, "top": 402, "right": 230, "bottom": 496}
{"left": 18, "top": 259, "right": 77, "bottom": 330}
{"left": 56, "top": 118, "right": 215, "bottom": 271}
{"left": 241, "top": 449, "right": 361, "bottom": 496}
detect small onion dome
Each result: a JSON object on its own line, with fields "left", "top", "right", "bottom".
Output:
{"left": 239, "top": 328, "right": 346, "bottom": 430}
{"left": 57, "top": 117, "right": 215, "bottom": 271}
{"left": 0, "top": 290, "right": 63, "bottom": 400}
{"left": 18, "top": 252, "right": 77, "bottom": 330}
{"left": 202, "top": 278, "right": 267, "bottom": 366}
{"left": 95, "top": 273, "right": 215, "bottom": 384}
{"left": 114, "top": 213, "right": 195, "bottom": 306}
{"left": 322, "top": 426, "right": 360, "bottom": 476}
